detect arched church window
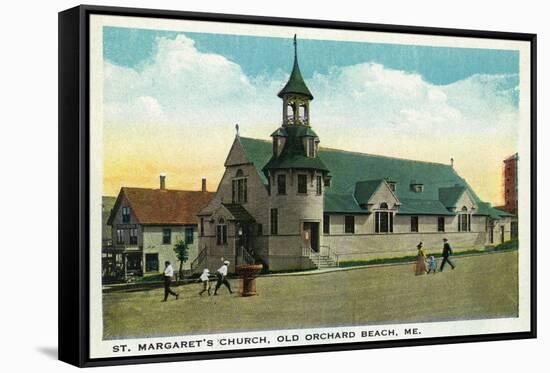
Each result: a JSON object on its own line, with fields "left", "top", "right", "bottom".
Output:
{"left": 458, "top": 206, "right": 471, "bottom": 232}
{"left": 380, "top": 202, "right": 389, "bottom": 209}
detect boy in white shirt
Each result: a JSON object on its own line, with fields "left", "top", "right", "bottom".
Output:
{"left": 214, "top": 260, "right": 233, "bottom": 295}
{"left": 199, "top": 268, "right": 211, "bottom": 296}
{"left": 162, "top": 261, "right": 179, "bottom": 302}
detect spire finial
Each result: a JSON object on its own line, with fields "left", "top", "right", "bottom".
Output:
{"left": 293, "top": 34, "right": 297, "bottom": 59}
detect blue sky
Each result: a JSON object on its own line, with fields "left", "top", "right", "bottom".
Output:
{"left": 102, "top": 26, "right": 520, "bottom": 204}
{"left": 104, "top": 26, "right": 519, "bottom": 86}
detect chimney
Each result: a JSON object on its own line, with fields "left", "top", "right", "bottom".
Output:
{"left": 160, "top": 173, "right": 166, "bottom": 190}
{"left": 201, "top": 177, "right": 207, "bottom": 192}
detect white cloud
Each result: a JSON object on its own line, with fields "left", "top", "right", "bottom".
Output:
{"left": 104, "top": 34, "right": 519, "bottom": 149}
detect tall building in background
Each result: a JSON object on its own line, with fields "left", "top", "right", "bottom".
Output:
{"left": 502, "top": 153, "right": 519, "bottom": 215}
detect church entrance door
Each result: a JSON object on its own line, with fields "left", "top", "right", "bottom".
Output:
{"left": 302, "top": 222, "right": 319, "bottom": 253}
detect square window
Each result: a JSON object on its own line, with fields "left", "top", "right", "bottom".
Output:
{"left": 145, "top": 253, "right": 159, "bottom": 272}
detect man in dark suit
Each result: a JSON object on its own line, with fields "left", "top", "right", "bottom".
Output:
{"left": 439, "top": 238, "right": 456, "bottom": 271}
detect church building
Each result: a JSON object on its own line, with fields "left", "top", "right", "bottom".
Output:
{"left": 195, "top": 37, "right": 515, "bottom": 273}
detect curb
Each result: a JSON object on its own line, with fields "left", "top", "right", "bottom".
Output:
{"left": 263, "top": 248, "right": 517, "bottom": 277}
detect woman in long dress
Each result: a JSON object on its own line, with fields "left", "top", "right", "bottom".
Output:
{"left": 415, "top": 242, "right": 427, "bottom": 275}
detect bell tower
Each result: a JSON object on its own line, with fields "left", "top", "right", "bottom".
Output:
{"left": 278, "top": 35, "right": 313, "bottom": 126}
{"left": 261, "top": 35, "right": 331, "bottom": 271}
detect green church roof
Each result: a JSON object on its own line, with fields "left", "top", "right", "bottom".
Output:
{"left": 238, "top": 137, "right": 505, "bottom": 218}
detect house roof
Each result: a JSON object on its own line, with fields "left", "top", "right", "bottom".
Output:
{"left": 108, "top": 187, "right": 214, "bottom": 226}
{"left": 222, "top": 203, "right": 256, "bottom": 222}
{"left": 238, "top": 137, "right": 504, "bottom": 218}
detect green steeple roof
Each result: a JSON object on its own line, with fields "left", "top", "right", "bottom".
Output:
{"left": 277, "top": 36, "right": 314, "bottom": 100}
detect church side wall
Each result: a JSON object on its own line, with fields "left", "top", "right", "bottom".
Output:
{"left": 323, "top": 231, "right": 487, "bottom": 262}
{"left": 324, "top": 213, "right": 490, "bottom": 261}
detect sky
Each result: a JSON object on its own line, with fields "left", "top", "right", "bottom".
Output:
{"left": 102, "top": 26, "right": 520, "bottom": 205}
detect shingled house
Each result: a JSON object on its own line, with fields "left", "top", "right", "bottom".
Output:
{"left": 196, "top": 37, "right": 515, "bottom": 272}
{"left": 107, "top": 176, "right": 214, "bottom": 279}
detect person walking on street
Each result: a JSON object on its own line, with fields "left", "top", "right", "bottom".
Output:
{"left": 199, "top": 268, "right": 211, "bottom": 296}
{"left": 414, "top": 242, "right": 428, "bottom": 275}
{"left": 439, "top": 238, "right": 456, "bottom": 271}
{"left": 162, "top": 261, "right": 179, "bottom": 301}
{"left": 214, "top": 260, "right": 233, "bottom": 295}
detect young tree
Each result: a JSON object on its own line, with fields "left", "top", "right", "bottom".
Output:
{"left": 173, "top": 240, "right": 189, "bottom": 279}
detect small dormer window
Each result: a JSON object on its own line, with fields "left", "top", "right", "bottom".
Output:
{"left": 411, "top": 183, "right": 424, "bottom": 193}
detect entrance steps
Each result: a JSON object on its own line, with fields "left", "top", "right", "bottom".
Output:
{"left": 309, "top": 253, "right": 338, "bottom": 269}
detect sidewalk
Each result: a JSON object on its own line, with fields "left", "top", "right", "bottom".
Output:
{"left": 102, "top": 248, "right": 517, "bottom": 292}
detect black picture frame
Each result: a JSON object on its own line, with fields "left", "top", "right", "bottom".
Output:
{"left": 58, "top": 4, "right": 537, "bottom": 368}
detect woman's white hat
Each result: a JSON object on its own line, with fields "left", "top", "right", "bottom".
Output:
{"left": 223, "top": 260, "right": 230, "bottom": 265}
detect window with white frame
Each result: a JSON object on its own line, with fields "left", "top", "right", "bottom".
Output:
{"left": 316, "top": 175, "right": 322, "bottom": 195}
{"left": 116, "top": 229, "right": 124, "bottom": 244}
{"left": 375, "top": 203, "right": 393, "bottom": 233}
{"left": 122, "top": 206, "right": 131, "bottom": 223}
{"left": 232, "top": 169, "right": 248, "bottom": 203}
{"left": 216, "top": 218, "right": 227, "bottom": 245}
{"left": 129, "top": 228, "right": 138, "bottom": 245}
{"left": 458, "top": 206, "right": 471, "bottom": 232}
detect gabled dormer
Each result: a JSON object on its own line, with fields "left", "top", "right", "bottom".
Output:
{"left": 354, "top": 179, "right": 401, "bottom": 212}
